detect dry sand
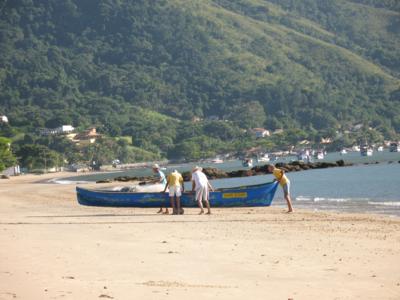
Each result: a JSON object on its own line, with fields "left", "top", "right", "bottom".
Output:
{"left": 0, "top": 173, "right": 400, "bottom": 300}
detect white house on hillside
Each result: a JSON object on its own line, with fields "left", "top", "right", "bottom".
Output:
{"left": 272, "top": 129, "right": 284, "bottom": 135}
{"left": 71, "top": 127, "right": 101, "bottom": 145}
{"left": 59, "top": 125, "right": 74, "bottom": 133}
{"left": 40, "top": 125, "right": 75, "bottom": 136}
{"left": 252, "top": 128, "right": 270, "bottom": 138}
{"left": 0, "top": 115, "right": 9, "bottom": 124}
{"left": 321, "top": 137, "right": 333, "bottom": 144}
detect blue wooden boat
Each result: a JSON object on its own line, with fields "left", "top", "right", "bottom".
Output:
{"left": 76, "top": 181, "right": 279, "bottom": 207}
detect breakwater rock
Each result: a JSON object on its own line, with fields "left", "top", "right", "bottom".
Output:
{"left": 100, "top": 160, "right": 352, "bottom": 183}
{"left": 180, "top": 160, "right": 352, "bottom": 181}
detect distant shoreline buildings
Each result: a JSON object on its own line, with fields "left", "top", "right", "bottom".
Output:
{"left": 38, "top": 125, "right": 101, "bottom": 145}
{"left": 39, "top": 125, "right": 75, "bottom": 136}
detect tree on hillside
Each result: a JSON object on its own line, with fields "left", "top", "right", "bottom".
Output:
{"left": 229, "top": 101, "right": 267, "bottom": 129}
{"left": 0, "top": 0, "right": 399, "bottom": 160}
{"left": 0, "top": 137, "right": 16, "bottom": 171}
{"left": 16, "top": 144, "right": 60, "bottom": 170}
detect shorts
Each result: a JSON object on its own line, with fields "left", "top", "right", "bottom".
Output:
{"left": 195, "top": 185, "right": 209, "bottom": 202}
{"left": 169, "top": 186, "right": 182, "bottom": 197}
{"left": 282, "top": 182, "right": 290, "bottom": 196}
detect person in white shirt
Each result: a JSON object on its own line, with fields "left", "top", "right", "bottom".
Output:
{"left": 191, "top": 166, "right": 214, "bottom": 215}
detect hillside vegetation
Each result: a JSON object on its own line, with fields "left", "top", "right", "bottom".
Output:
{"left": 0, "top": 0, "right": 399, "bottom": 167}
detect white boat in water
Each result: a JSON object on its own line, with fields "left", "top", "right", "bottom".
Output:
{"left": 360, "top": 145, "right": 373, "bottom": 156}
{"left": 352, "top": 145, "right": 360, "bottom": 152}
{"left": 211, "top": 158, "right": 224, "bottom": 164}
{"left": 256, "top": 153, "right": 270, "bottom": 163}
{"left": 314, "top": 150, "right": 325, "bottom": 160}
{"left": 389, "top": 143, "right": 399, "bottom": 152}
{"left": 297, "top": 149, "right": 312, "bottom": 162}
{"left": 242, "top": 158, "right": 253, "bottom": 167}
{"left": 377, "top": 146, "right": 384, "bottom": 152}
{"left": 340, "top": 149, "right": 348, "bottom": 155}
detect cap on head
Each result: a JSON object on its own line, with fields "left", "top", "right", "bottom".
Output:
{"left": 192, "top": 165, "right": 203, "bottom": 172}
{"left": 152, "top": 164, "right": 160, "bottom": 169}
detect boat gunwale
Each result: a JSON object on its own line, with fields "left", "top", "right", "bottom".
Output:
{"left": 76, "top": 181, "right": 277, "bottom": 195}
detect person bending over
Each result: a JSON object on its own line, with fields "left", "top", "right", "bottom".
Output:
{"left": 163, "top": 170, "right": 185, "bottom": 215}
{"left": 267, "top": 164, "right": 294, "bottom": 213}
{"left": 191, "top": 166, "right": 214, "bottom": 215}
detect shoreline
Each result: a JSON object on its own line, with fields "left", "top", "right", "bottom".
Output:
{"left": 1, "top": 172, "right": 400, "bottom": 299}
{"left": 15, "top": 163, "right": 400, "bottom": 218}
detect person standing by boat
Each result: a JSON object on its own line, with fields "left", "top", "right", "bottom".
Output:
{"left": 267, "top": 164, "right": 294, "bottom": 213}
{"left": 151, "top": 164, "right": 169, "bottom": 214}
{"left": 191, "top": 166, "right": 214, "bottom": 215}
{"left": 162, "top": 170, "right": 185, "bottom": 215}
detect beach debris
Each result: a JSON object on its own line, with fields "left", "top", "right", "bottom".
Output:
{"left": 99, "top": 294, "right": 113, "bottom": 299}
{"left": 62, "top": 276, "right": 75, "bottom": 279}
{"left": 1, "top": 292, "right": 16, "bottom": 298}
{"left": 1, "top": 175, "right": 10, "bottom": 179}
{"left": 140, "top": 280, "right": 232, "bottom": 289}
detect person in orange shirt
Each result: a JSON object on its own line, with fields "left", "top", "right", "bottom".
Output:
{"left": 267, "top": 164, "right": 293, "bottom": 213}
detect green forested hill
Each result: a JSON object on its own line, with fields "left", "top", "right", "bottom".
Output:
{"left": 0, "top": 0, "right": 399, "bottom": 164}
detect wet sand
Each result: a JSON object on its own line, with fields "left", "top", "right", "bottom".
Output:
{"left": 0, "top": 173, "right": 400, "bottom": 299}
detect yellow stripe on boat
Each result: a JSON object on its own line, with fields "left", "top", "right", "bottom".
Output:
{"left": 222, "top": 192, "right": 247, "bottom": 199}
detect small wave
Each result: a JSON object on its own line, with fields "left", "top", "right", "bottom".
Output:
{"left": 296, "top": 196, "right": 351, "bottom": 202}
{"left": 295, "top": 196, "right": 312, "bottom": 201}
{"left": 313, "top": 197, "right": 351, "bottom": 202}
{"left": 368, "top": 201, "right": 400, "bottom": 207}
{"left": 50, "top": 179, "right": 91, "bottom": 185}
{"left": 295, "top": 196, "right": 372, "bottom": 203}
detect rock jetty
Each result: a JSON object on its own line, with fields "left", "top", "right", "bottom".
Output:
{"left": 181, "top": 159, "right": 351, "bottom": 181}
{"left": 101, "top": 160, "right": 352, "bottom": 183}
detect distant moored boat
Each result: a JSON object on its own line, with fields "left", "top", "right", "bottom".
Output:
{"left": 256, "top": 153, "right": 270, "bottom": 163}
{"left": 389, "top": 143, "right": 399, "bottom": 152}
{"left": 242, "top": 158, "right": 253, "bottom": 167}
{"left": 314, "top": 150, "right": 325, "bottom": 160}
{"left": 360, "top": 145, "right": 373, "bottom": 156}
{"left": 211, "top": 157, "right": 224, "bottom": 164}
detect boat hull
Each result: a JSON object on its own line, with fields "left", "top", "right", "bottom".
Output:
{"left": 76, "top": 182, "right": 279, "bottom": 208}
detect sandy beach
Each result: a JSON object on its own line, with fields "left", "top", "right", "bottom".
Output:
{"left": 0, "top": 173, "right": 399, "bottom": 300}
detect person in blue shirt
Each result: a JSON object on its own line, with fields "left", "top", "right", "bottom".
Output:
{"left": 152, "top": 164, "right": 169, "bottom": 214}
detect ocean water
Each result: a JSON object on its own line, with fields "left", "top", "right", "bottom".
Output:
{"left": 270, "top": 163, "right": 400, "bottom": 216}
{"left": 64, "top": 151, "right": 400, "bottom": 216}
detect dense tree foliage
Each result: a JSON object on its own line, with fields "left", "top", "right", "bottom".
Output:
{"left": 0, "top": 0, "right": 399, "bottom": 165}
{"left": 0, "top": 136, "right": 16, "bottom": 171}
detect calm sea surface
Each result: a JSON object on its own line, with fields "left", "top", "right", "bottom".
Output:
{"left": 64, "top": 151, "right": 400, "bottom": 216}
